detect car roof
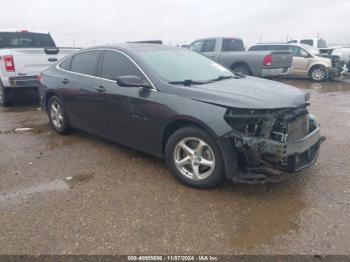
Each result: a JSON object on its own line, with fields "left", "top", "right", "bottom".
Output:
{"left": 82, "top": 43, "right": 181, "bottom": 54}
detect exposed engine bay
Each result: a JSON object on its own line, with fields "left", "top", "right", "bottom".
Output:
{"left": 223, "top": 106, "right": 325, "bottom": 183}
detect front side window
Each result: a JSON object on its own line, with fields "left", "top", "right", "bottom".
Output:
{"left": 138, "top": 49, "right": 233, "bottom": 82}
{"left": 222, "top": 39, "right": 245, "bottom": 52}
{"left": 100, "top": 51, "right": 145, "bottom": 80}
{"left": 70, "top": 51, "right": 99, "bottom": 76}
{"left": 189, "top": 41, "right": 203, "bottom": 52}
{"left": 290, "top": 46, "right": 309, "bottom": 57}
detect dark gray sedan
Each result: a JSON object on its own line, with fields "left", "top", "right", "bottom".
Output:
{"left": 38, "top": 44, "right": 324, "bottom": 188}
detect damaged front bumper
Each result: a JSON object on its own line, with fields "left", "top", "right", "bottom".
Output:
{"left": 227, "top": 125, "right": 325, "bottom": 184}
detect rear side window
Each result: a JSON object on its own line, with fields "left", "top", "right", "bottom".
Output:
{"left": 222, "top": 39, "right": 245, "bottom": 52}
{"left": 70, "top": 51, "right": 99, "bottom": 76}
{"left": 59, "top": 56, "right": 73, "bottom": 71}
{"left": 0, "top": 32, "right": 56, "bottom": 48}
{"left": 201, "top": 39, "right": 216, "bottom": 52}
{"left": 100, "top": 51, "right": 145, "bottom": 81}
{"left": 300, "top": 39, "right": 314, "bottom": 46}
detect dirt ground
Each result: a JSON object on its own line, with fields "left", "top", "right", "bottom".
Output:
{"left": 0, "top": 78, "right": 350, "bottom": 255}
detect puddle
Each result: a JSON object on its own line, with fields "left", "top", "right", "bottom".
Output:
{"left": 217, "top": 181, "right": 305, "bottom": 251}
{"left": 277, "top": 79, "right": 350, "bottom": 93}
{"left": 64, "top": 172, "right": 95, "bottom": 188}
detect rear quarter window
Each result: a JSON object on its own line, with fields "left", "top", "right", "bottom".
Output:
{"left": 59, "top": 56, "right": 73, "bottom": 71}
{"left": 70, "top": 51, "right": 100, "bottom": 76}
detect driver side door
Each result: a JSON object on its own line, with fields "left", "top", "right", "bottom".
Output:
{"left": 290, "top": 46, "right": 310, "bottom": 76}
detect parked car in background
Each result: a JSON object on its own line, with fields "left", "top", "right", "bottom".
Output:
{"left": 332, "top": 47, "right": 350, "bottom": 69}
{"left": 288, "top": 37, "right": 328, "bottom": 49}
{"left": 38, "top": 44, "right": 323, "bottom": 188}
{"left": 0, "top": 29, "right": 78, "bottom": 106}
{"left": 188, "top": 37, "right": 293, "bottom": 77}
{"left": 248, "top": 43, "right": 347, "bottom": 81}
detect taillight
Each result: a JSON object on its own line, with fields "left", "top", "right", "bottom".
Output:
{"left": 3, "top": 55, "right": 15, "bottom": 72}
{"left": 263, "top": 54, "right": 272, "bottom": 66}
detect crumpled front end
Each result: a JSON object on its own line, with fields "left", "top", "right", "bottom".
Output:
{"left": 223, "top": 106, "right": 325, "bottom": 183}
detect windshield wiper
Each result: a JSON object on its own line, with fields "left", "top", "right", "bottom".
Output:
{"left": 168, "top": 79, "right": 207, "bottom": 86}
{"left": 209, "top": 75, "right": 240, "bottom": 82}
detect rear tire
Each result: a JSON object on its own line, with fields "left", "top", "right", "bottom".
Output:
{"left": 0, "top": 83, "right": 11, "bottom": 107}
{"left": 165, "top": 126, "right": 225, "bottom": 189}
{"left": 310, "top": 66, "right": 327, "bottom": 82}
{"left": 47, "top": 96, "right": 70, "bottom": 134}
{"left": 232, "top": 65, "right": 250, "bottom": 76}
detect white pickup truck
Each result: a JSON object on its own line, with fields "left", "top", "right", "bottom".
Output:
{"left": 0, "top": 30, "right": 78, "bottom": 106}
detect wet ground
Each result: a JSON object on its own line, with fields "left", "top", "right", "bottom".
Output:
{"left": 0, "top": 79, "right": 350, "bottom": 255}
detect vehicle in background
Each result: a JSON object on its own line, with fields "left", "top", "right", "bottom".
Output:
{"left": 288, "top": 37, "right": 328, "bottom": 49}
{"left": 332, "top": 47, "right": 350, "bottom": 70}
{"left": 188, "top": 37, "right": 293, "bottom": 78}
{"left": 248, "top": 43, "right": 347, "bottom": 82}
{"left": 128, "top": 40, "right": 163, "bottom": 44}
{"left": 39, "top": 44, "right": 324, "bottom": 188}
{"left": 0, "top": 29, "right": 79, "bottom": 106}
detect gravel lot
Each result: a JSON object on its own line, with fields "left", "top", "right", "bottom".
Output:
{"left": 0, "top": 78, "right": 350, "bottom": 255}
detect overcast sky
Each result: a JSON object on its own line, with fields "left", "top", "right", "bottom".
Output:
{"left": 1, "top": 0, "right": 349, "bottom": 47}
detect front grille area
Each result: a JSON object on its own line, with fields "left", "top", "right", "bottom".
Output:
{"left": 271, "top": 108, "right": 309, "bottom": 143}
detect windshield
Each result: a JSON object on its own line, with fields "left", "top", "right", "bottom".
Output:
{"left": 0, "top": 32, "right": 56, "bottom": 48}
{"left": 137, "top": 49, "right": 234, "bottom": 82}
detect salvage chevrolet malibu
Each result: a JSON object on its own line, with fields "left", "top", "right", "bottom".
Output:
{"left": 38, "top": 44, "right": 325, "bottom": 188}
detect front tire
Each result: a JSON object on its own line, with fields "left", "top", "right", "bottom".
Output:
{"left": 47, "top": 96, "right": 70, "bottom": 134}
{"left": 165, "top": 126, "right": 225, "bottom": 189}
{"left": 310, "top": 66, "right": 327, "bottom": 82}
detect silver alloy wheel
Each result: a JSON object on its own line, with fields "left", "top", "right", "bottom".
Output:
{"left": 311, "top": 68, "right": 325, "bottom": 81}
{"left": 50, "top": 101, "right": 64, "bottom": 129}
{"left": 173, "top": 137, "right": 216, "bottom": 181}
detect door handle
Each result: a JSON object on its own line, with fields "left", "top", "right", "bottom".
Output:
{"left": 94, "top": 85, "right": 106, "bottom": 93}
{"left": 61, "top": 78, "right": 69, "bottom": 84}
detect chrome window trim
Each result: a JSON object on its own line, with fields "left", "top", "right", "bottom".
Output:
{"left": 56, "top": 48, "right": 157, "bottom": 91}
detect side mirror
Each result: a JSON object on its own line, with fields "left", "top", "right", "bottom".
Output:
{"left": 117, "top": 75, "right": 152, "bottom": 88}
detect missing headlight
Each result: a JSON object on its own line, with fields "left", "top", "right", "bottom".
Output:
{"left": 224, "top": 108, "right": 266, "bottom": 136}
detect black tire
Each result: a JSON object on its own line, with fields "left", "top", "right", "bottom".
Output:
{"left": 232, "top": 65, "right": 250, "bottom": 76}
{"left": 165, "top": 126, "right": 225, "bottom": 189}
{"left": 0, "top": 83, "right": 11, "bottom": 107}
{"left": 47, "top": 96, "right": 70, "bottom": 134}
{"left": 310, "top": 66, "right": 327, "bottom": 82}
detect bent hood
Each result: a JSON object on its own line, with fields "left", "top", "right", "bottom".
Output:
{"left": 178, "top": 76, "right": 307, "bottom": 109}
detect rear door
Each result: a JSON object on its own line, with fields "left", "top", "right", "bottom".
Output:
{"left": 58, "top": 50, "right": 107, "bottom": 134}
